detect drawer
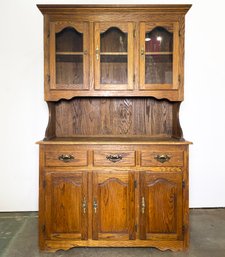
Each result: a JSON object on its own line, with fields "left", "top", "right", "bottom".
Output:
{"left": 141, "top": 150, "right": 183, "bottom": 167}
{"left": 94, "top": 150, "right": 135, "bottom": 167}
{"left": 45, "top": 150, "right": 87, "bottom": 167}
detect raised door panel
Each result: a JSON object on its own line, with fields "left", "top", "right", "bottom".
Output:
{"left": 49, "top": 22, "right": 89, "bottom": 90}
{"left": 139, "top": 172, "right": 183, "bottom": 240}
{"left": 92, "top": 171, "right": 135, "bottom": 240}
{"left": 94, "top": 22, "right": 134, "bottom": 90}
{"left": 45, "top": 171, "right": 88, "bottom": 240}
{"left": 139, "top": 22, "right": 179, "bottom": 91}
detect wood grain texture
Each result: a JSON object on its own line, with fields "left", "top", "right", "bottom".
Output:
{"left": 141, "top": 150, "right": 183, "bottom": 167}
{"left": 54, "top": 98, "right": 176, "bottom": 137}
{"left": 92, "top": 171, "right": 135, "bottom": 240}
{"left": 139, "top": 171, "right": 183, "bottom": 240}
{"left": 45, "top": 171, "right": 88, "bottom": 241}
{"left": 45, "top": 150, "right": 87, "bottom": 167}
{"left": 93, "top": 150, "right": 135, "bottom": 167}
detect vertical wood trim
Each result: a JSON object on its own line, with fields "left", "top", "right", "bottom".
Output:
{"left": 139, "top": 171, "right": 146, "bottom": 239}
{"left": 128, "top": 22, "right": 134, "bottom": 90}
{"left": 139, "top": 22, "right": 145, "bottom": 89}
{"left": 49, "top": 22, "right": 56, "bottom": 89}
{"left": 173, "top": 22, "right": 179, "bottom": 90}
{"left": 83, "top": 22, "right": 89, "bottom": 90}
{"left": 134, "top": 22, "right": 139, "bottom": 91}
{"left": 178, "top": 15, "right": 185, "bottom": 100}
{"left": 45, "top": 173, "right": 52, "bottom": 239}
{"left": 81, "top": 171, "right": 88, "bottom": 240}
{"left": 44, "top": 15, "right": 50, "bottom": 100}
{"left": 128, "top": 171, "right": 135, "bottom": 239}
{"left": 135, "top": 171, "right": 139, "bottom": 239}
{"left": 89, "top": 22, "right": 94, "bottom": 91}
{"left": 88, "top": 170, "right": 93, "bottom": 239}
{"left": 94, "top": 23, "right": 100, "bottom": 89}
{"left": 183, "top": 146, "right": 189, "bottom": 249}
{"left": 176, "top": 172, "right": 183, "bottom": 240}
{"left": 39, "top": 145, "right": 46, "bottom": 250}
{"left": 92, "top": 171, "right": 98, "bottom": 239}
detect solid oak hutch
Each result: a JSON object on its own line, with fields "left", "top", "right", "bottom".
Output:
{"left": 37, "top": 4, "right": 192, "bottom": 252}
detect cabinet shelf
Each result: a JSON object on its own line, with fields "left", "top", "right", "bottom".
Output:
{"left": 145, "top": 52, "right": 173, "bottom": 55}
{"left": 38, "top": 136, "right": 191, "bottom": 145}
{"left": 100, "top": 52, "right": 127, "bottom": 55}
{"left": 56, "top": 52, "right": 84, "bottom": 55}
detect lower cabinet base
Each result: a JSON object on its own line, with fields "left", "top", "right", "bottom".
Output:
{"left": 41, "top": 240, "right": 187, "bottom": 252}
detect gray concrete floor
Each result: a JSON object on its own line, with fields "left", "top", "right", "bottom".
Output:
{"left": 0, "top": 209, "right": 225, "bottom": 257}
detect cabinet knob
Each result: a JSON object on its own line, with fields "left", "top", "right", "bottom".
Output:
{"left": 58, "top": 154, "right": 74, "bottom": 162}
{"left": 154, "top": 154, "right": 171, "bottom": 163}
{"left": 106, "top": 154, "right": 123, "bottom": 163}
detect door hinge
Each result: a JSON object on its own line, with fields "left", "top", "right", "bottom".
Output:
{"left": 47, "top": 74, "right": 50, "bottom": 84}
{"left": 42, "top": 224, "right": 46, "bottom": 233}
{"left": 133, "top": 74, "right": 135, "bottom": 83}
{"left": 47, "top": 31, "right": 50, "bottom": 38}
{"left": 182, "top": 181, "right": 185, "bottom": 188}
{"left": 133, "top": 29, "right": 136, "bottom": 38}
{"left": 179, "top": 29, "right": 181, "bottom": 37}
{"left": 182, "top": 225, "right": 185, "bottom": 233}
{"left": 134, "top": 180, "right": 137, "bottom": 188}
{"left": 178, "top": 74, "right": 181, "bottom": 86}
{"left": 43, "top": 180, "right": 46, "bottom": 189}
{"left": 135, "top": 224, "right": 138, "bottom": 232}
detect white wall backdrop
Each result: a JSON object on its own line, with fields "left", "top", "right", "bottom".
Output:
{"left": 0, "top": 0, "right": 225, "bottom": 211}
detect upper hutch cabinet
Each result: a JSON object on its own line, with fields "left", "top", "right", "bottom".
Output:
{"left": 41, "top": 5, "right": 189, "bottom": 101}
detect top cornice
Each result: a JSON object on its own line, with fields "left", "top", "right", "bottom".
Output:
{"left": 37, "top": 4, "right": 192, "bottom": 15}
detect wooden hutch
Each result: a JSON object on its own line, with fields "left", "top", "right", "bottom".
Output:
{"left": 37, "top": 4, "right": 192, "bottom": 252}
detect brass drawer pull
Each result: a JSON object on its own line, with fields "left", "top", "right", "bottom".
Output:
{"left": 154, "top": 154, "right": 171, "bottom": 163}
{"left": 58, "top": 154, "right": 74, "bottom": 162}
{"left": 106, "top": 154, "right": 123, "bottom": 163}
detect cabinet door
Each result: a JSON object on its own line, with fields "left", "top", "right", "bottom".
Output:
{"left": 49, "top": 22, "right": 89, "bottom": 90}
{"left": 94, "top": 23, "right": 134, "bottom": 90}
{"left": 92, "top": 171, "right": 135, "bottom": 240}
{"left": 139, "top": 171, "right": 183, "bottom": 240}
{"left": 45, "top": 171, "right": 88, "bottom": 240}
{"left": 139, "top": 22, "right": 179, "bottom": 90}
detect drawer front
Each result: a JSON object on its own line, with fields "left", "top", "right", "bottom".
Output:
{"left": 94, "top": 151, "right": 135, "bottom": 167}
{"left": 141, "top": 150, "right": 183, "bottom": 167}
{"left": 45, "top": 150, "right": 87, "bottom": 167}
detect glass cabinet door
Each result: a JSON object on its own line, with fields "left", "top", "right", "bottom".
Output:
{"left": 94, "top": 23, "right": 134, "bottom": 90}
{"left": 49, "top": 22, "right": 89, "bottom": 90}
{"left": 139, "top": 22, "right": 179, "bottom": 90}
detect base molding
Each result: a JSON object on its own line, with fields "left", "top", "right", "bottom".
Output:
{"left": 43, "top": 239, "right": 186, "bottom": 252}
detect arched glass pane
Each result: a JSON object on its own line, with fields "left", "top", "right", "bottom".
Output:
{"left": 100, "top": 27, "right": 127, "bottom": 52}
{"left": 56, "top": 27, "right": 83, "bottom": 52}
{"left": 145, "top": 27, "right": 173, "bottom": 52}
{"left": 55, "top": 27, "right": 83, "bottom": 85}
